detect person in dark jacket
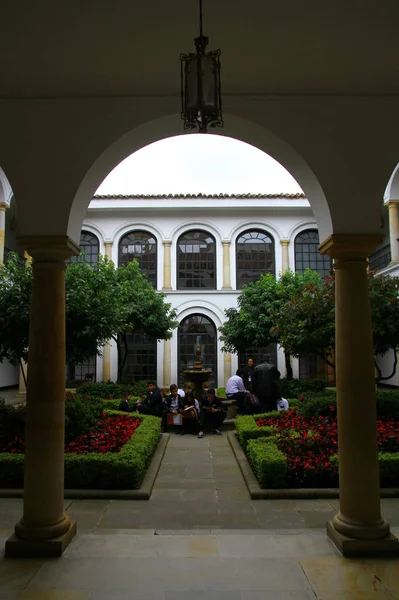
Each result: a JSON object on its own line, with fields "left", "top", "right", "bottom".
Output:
{"left": 164, "top": 384, "right": 184, "bottom": 433}
{"left": 242, "top": 357, "right": 255, "bottom": 392}
{"left": 198, "top": 388, "right": 227, "bottom": 438}
{"left": 251, "top": 353, "right": 281, "bottom": 413}
{"left": 137, "top": 381, "right": 164, "bottom": 417}
{"left": 118, "top": 396, "right": 133, "bottom": 412}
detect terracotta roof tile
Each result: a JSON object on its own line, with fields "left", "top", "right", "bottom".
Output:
{"left": 93, "top": 193, "right": 306, "bottom": 199}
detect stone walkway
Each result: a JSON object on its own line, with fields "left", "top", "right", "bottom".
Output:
{"left": 1, "top": 432, "right": 399, "bottom": 599}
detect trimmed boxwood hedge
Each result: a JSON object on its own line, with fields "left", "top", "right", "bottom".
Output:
{"left": 235, "top": 413, "right": 278, "bottom": 451}
{"left": 0, "top": 412, "right": 161, "bottom": 489}
{"left": 246, "top": 437, "right": 287, "bottom": 488}
{"left": 330, "top": 452, "right": 399, "bottom": 487}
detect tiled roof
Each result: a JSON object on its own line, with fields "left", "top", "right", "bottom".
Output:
{"left": 93, "top": 193, "right": 306, "bottom": 199}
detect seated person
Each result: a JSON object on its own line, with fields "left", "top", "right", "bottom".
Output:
{"left": 225, "top": 369, "right": 248, "bottom": 413}
{"left": 181, "top": 390, "right": 200, "bottom": 435}
{"left": 118, "top": 396, "right": 133, "bottom": 412}
{"left": 164, "top": 384, "right": 184, "bottom": 433}
{"left": 136, "top": 381, "right": 164, "bottom": 417}
{"left": 276, "top": 397, "right": 289, "bottom": 411}
{"left": 198, "top": 387, "right": 227, "bottom": 438}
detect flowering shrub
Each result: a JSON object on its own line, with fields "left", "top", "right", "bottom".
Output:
{"left": 0, "top": 412, "right": 141, "bottom": 455}
{"left": 256, "top": 408, "right": 399, "bottom": 486}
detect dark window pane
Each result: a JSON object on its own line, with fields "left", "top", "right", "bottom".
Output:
{"left": 68, "top": 231, "right": 99, "bottom": 267}
{"left": 178, "top": 314, "right": 217, "bottom": 388}
{"left": 294, "top": 229, "right": 332, "bottom": 278}
{"left": 236, "top": 230, "right": 275, "bottom": 289}
{"left": 177, "top": 230, "right": 216, "bottom": 289}
{"left": 120, "top": 332, "right": 157, "bottom": 383}
{"left": 118, "top": 230, "right": 157, "bottom": 288}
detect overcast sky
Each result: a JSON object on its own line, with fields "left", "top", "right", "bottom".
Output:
{"left": 96, "top": 134, "right": 303, "bottom": 195}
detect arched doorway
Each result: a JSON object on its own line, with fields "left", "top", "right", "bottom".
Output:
{"left": 178, "top": 314, "right": 217, "bottom": 389}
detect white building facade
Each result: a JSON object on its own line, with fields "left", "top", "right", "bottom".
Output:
{"left": 75, "top": 192, "right": 333, "bottom": 389}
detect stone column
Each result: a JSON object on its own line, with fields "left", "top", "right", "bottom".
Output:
{"left": 280, "top": 239, "right": 290, "bottom": 274}
{"left": 0, "top": 202, "right": 8, "bottom": 266}
{"left": 224, "top": 352, "right": 232, "bottom": 385}
{"left": 104, "top": 240, "right": 113, "bottom": 260}
{"left": 6, "top": 235, "right": 80, "bottom": 558}
{"left": 222, "top": 240, "right": 232, "bottom": 290}
{"left": 162, "top": 240, "right": 172, "bottom": 290}
{"left": 163, "top": 338, "right": 171, "bottom": 387}
{"left": 387, "top": 201, "right": 399, "bottom": 263}
{"left": 320, "top": 233, "right": 399, "bottom": 557}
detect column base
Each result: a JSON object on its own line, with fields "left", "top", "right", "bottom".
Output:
{"left": 327, "top": 520, "right": 399, "bottom": 557}
{"left": 15, "top": 391, "right": 26, "bottom": 401}
{"left": 5, "top": 520, "right": 77, "bottom": 558}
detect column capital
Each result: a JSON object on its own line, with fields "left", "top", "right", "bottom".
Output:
{"left": 104, "top": 240, "right": 113, "bottom": 246}
{"left": 385, "top": 199, "right": 399, "bottom": 207}
{"left": 280, "top": 239, "right": 290, "bottom": 247}
{"left": 222, "top": 240, "right": 231, "bottom": 246}
{"left": 163, "top": 239, "right": 172, "bottom": 247}
{"left": 0, "top": 201, "right": 8, "bottom": 212}
{"left": 319, "top": 233, "right": 383, "bottom": 260}
{"left": 17, "top": 235, "right": 80, "bottom": 262}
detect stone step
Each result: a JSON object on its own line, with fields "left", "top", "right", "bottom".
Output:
{"left": 220, "top": 418, "right": 235, "bottom": 430}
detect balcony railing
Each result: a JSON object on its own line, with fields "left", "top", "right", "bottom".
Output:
{"left": 369, "top": 244, "right": 391, "bottom": 272}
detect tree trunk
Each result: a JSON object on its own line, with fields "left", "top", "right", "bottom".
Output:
{"left": 284, "top": 351, "right": 293, "bottom": 380}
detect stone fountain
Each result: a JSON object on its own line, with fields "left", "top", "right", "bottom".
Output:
{"left": 183, "top": 336, "right": 212, "bottom": 401}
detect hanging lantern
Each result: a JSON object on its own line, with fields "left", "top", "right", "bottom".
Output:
{"left": 180, "top": 0, "right": 223, "bottom": 133}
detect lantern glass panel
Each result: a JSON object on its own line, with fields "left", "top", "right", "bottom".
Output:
{"left": 185, "top": 57, "right": 199, "bottom": 111}
{"left": 202, "top": 55, "right": 216, "bottom": 109}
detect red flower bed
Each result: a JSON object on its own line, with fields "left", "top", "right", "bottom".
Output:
{"left": 0, "top": 413, "right": 141, "bottom": 455}
{"left": 257, "top": 409, "right": 399, "bottom": 486}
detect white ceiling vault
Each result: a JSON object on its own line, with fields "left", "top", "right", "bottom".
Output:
{"left": 1, "top": 0, "right": 398, "bottom": 98}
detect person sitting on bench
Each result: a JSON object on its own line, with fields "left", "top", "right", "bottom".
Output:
{"left": 198, "top": 387, "right": 227, "bottom": 438}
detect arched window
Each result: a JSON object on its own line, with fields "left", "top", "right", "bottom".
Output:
{"left": 119, "top": 332, "right": 157, "bottom": 383}
{"left": 294, "top": 229, "right": 332, "bottom": 277}
{"left": 119, "top": 230, "right": 157, "bottom": 288}
{"left": 69, "top": 231, "right": 99, "bottom": 267}
{"left": 177, "top": 230, "right": 216, "bottom": 289}
{"left": 236, "top": 229, "right": 275, "bottom": 289}
{"left": 178, "top": 314, "right": 217, "bottom": 388}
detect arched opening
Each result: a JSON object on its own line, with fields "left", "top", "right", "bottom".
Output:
{"left": 178, "top": 314, "right": 217, "bottom": 389}
{"left": 236, "top": 229, "right": 275, "bottom": 289}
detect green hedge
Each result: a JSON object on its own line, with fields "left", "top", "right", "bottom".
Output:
{"left": 247, "top": 437, "right": 287, "bottom": 488}
{"left": 277, "top": 377, "right": 329, "bottom": 398}
{"left": 299, "top": 388, "right": 399, "bottom": 419}
{"left": 330, "top": 452, "right": 399, "bottom": 487}
{"left": 102, "top": 397, "right": 139, "bottom": 411}
{"left": 235, "top": 413, "right": 278, "bottom": 451}
{"left": 0, "top": 412, "right": 161, "bottom": 489}
{"left": 76, "top": 380, "right": 149, "bottom": 399}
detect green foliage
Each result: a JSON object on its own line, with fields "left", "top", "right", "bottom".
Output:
{"left": 216, "top": 387, "right": 227, "bottom": 398}
{"left": 0, "top": 254, "right": 178, "bottom": 379}
{"left": 298, "top": 388, "right": 399, "bottom": 419}
{"left": 277, "top": 378, "right": 329, "bottom": 398}
{"left": 64, "top": 393, "right": 104, "bottom": 441}
{"left": 64, "top": 413, "right": 161, "bottom": 489}
{"left": 0, "top": 402, "right": 26, "bottom": 441}
{"left": 375, "top": 390, "right": 399, "bottom": 418}
{"left": 235, "top": 414, "right": 277, "bottom": 450}
{"left": 272, "top": 272, "right": 335, "bottom": 366}
{"left": 0, "top": 252, "right": 31, "bottom": 365}
{"left": 76, "top": 380, "right": 148, "bottom": 399}
{"left": 219, "top": 270, "right": 323, "bottom": 354}
{"left": 330, "top": 452, "right": 399, "bottom": 487}
{"left": 246, "top": 437, "right": 287, "bottom": 488}
{"left": 0, "top": 413, "right": 161, "bottom": 489}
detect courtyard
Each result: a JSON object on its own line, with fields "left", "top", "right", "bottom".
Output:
{"left": 1, "top": 432, "right": 399, "bottom": 598}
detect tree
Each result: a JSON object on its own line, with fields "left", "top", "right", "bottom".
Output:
{"left": 219, "top": 270, "right": 323, "bottom": 378}
{"left": 0, "top": 254, "right": 178, "bottom": 385}
{"left": 0, "top": 253, "right": 31, "bottom": 385}
{"left": 275, "top": 270, "right": 399, "bottom": 382}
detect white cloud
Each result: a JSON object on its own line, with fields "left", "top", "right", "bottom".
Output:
{"left": 96, "top": 134, "right": 303, "bottom": 195}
